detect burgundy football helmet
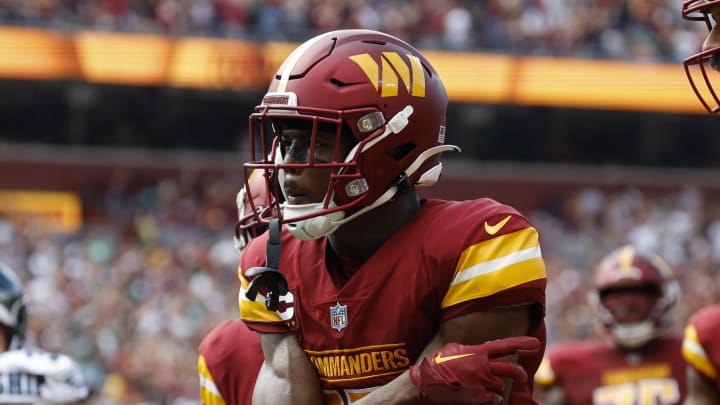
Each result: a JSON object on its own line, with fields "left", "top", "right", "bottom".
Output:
{"left": 233, "top": 170, "right": 274, "bottom": 251}
{"left": 588, "top": 246, "right": 679, "bottom": 348}
{"left": 243, "top": 29, "right": 459, "bottom": 240}
{"left": 682, "top": 0, "right": 720, "bottom": 113}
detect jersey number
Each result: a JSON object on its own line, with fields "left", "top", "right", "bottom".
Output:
{"left": 592, "top": 378, "right": 680, "bottom": 405}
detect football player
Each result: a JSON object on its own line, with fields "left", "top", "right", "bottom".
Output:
{"left": 0, "top": 261, "right": 90, "bottom": 404}
{"left": 534, "top": 246, "right": 686, "bottom": 404}
{"left": 197, "top": 170, "right": 271, "bottom": 405}
{"left": 238, "top": 29, "right": 547, "bottom": 404}
{"left": 682, "top": 304, "right": 720, "bottom": 404}
{"left": 681, "top": 0, "right": 720, "bottom": 113}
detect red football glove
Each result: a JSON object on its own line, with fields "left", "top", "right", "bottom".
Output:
{"left": 409, "top": 336, "right": 541, "bottom": 405}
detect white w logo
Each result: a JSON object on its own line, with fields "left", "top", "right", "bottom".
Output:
{"left": 349, "top": 52, "right": 426, "bottom": 98}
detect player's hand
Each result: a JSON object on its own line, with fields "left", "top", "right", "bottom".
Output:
{"left": 409, "top": 336, "right": 541, "bottom": 405}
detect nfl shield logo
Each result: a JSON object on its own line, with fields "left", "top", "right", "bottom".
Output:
{"left": 330, "top": 302, "right": 348, "bottom": 332}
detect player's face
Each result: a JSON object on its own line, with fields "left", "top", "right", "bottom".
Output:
{"left": 278, "top": 124, "right": 354, "bottom": 205}
{"left": 600, "top": 287, "right": 658, "bottom": 324}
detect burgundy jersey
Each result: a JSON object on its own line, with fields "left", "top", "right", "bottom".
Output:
{"left": 238, "top": 198, "right": 547, "bottom": 404}
{"left": 535, "top": 336, "right": 686, "bottom": 405}
{"left": 198, "top": 320, "right": 263, "bottom": 405}
{"left": 683, "top": 304, "right": 720, "bottom": 392}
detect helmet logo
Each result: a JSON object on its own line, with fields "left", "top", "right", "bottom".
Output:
{"left": 349, "top": 52, "right": 426, "bottom": 98}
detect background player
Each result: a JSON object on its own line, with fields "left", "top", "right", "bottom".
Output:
{"left": 0, "top": 261, "right": 90, "bottom": 404}
{"left": 534, "top": 245, "right": 685, "bottom": 404}
{"left": 197, "top": 171, "right": 271, "bottom": 405}
{"left": 682, "top": 305, "right": 720, "bottom": 404}
{"left": 238, "top": 29, "right": 547, "bottom": 404}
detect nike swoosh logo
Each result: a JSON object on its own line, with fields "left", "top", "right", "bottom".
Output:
{"left": 484, "top": 215, "right": 512, "bottom": 235}
{"left": 434, "top": 353, "right": 475, "bottom": 364}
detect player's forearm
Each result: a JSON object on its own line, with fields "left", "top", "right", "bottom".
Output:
{"left": 353, "top": 372, "right": 418, "bottom": 405}
{"left": 252, "top": 333, "right": 324, "bottom": 405}
{"left": 252, "top": 363, "right": 323, "bottom": 405}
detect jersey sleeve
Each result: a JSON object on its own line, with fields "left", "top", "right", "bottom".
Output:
{"left": 198, "top": 320, "right": 264, "bottom": 405}
{"left": 683, "top": 305, "right": 720, "bottom": 381}
{"left": 198, "top": 353, "right": 226, "bottom": 405}
{"left": 433, "top": 201, "right": 546, "bottom": 319}
{"left": 237, "top": 233, "right": 294, "bottom": 334}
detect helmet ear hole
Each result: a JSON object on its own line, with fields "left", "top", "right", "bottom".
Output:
{"left": 386, "top": 143, "right": 417, "bottom": 161}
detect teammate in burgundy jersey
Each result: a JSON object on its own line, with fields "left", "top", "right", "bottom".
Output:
{"left": 682, "top": 305, "right": 720, "bottom": 403}
{"left": 198, "top": 320, "right": 263, "bottom": 405}
{"left": 535, "top": 246, "right": 686, "bottom": 404}
{"left": 238, "top": 29, "right": 547, "bottom": 404}
{"left": 197, "top": 171, "right": 269, "bottom": 405}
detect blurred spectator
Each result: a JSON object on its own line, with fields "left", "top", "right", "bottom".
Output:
{"left": 0, "top": 0, "right": 708, "bottom": 62}
{"left": 1, "top": 169, "right": 241, "bottom": 404}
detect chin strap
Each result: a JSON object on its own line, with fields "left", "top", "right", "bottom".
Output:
{"left": 244, "top": 218, "right": 288, "bottom": 311}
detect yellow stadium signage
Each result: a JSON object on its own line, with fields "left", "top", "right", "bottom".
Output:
{"left": 0, "top": 190, "right": 82, "bottom": 234}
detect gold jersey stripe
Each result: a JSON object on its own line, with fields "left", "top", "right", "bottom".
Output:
{"left": 347, "top": 390, "right": 371, "bottom": 403}
{"left": 322, "top": 368, "right": 405, "bottom": 384}
{"left": 197, "top": 355, "right": 226, "bottom": 405}
{"left": 455, "top": 227, "right": 542, "bottom": 278}
{"left": 441, "top": 227, "right": 545, "bottom": 307}
{"left": 451, "top": 245, "right": 543, "bottom": 286}
{"left": 683, "top": 324, "right": 718, "bottom": 379}
{"left": 325, "top": 387, "right": 375, "bottom": 405}
{"left": 601, "top": 363, "right": 671, "bottom": 385}
{"left": 534, "top": 357, "right": 556, "bottom": 386}
{"left": 442, "top": 255, "right": 545, "bottom": 308}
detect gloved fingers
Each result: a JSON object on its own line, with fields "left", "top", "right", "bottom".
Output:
{"left": 482, "top": 336, "right": 541, "bottom": 358}
{"left": 487, "top": 361, "right": 529, "bottom": 383}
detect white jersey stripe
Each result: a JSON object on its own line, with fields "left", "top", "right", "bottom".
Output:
{"left": 199, "top": 373, "right": 222, "bottom": 398}
{"left": 451, "top": 246, "right": 542, "bottom": 286}
{"left": 683, "top": 338, "right": 708, "bottom": 359}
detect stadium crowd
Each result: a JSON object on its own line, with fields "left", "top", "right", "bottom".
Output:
{"left": 0, "top": 0, "right": 706, "bottom": 62}
{"left": 0, "top": 169, "right": 243, "bottom": 403}
{"left": 532, "top": 186, "right": 720, "bottom": 344}
{"left": 1, "top": 168, "right": 719, "bottom": 403}
{"left": 0, "top": 1, "right": 717, "bottom": 403}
